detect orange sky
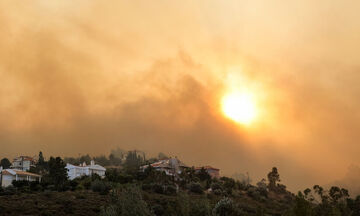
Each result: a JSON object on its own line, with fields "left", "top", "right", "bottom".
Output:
{"left": 1, "top": 0, "right": 360, "bottom": 191}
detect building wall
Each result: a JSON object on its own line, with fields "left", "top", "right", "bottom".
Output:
{"left": 67, "top": 165, "right": 106, "bottom": 180}
{"left": 90, "top": 169, "right": 105, "bottom": 177}
{"left": 12, "top": 160, "right": 31, "bottom": 171}
{"left": 207, "top": 169, "right": 220, "bottom": 178}
{"left": 1, "top": 175, "right": 15, "bottom": 187}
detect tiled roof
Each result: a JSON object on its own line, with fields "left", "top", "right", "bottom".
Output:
{"left": 1, "top": 169, "right": 41, "bottom": 177}
{"left": 195, "top": 166, "right": 220, "bottom": 171}
{"left": 13, "top": 156, "right": 35, "bottom": 161}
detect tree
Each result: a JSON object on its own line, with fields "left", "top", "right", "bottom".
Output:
{"left": 196, "top": 167, "right": 211, "bottom": 181}
{"left": 267, "top": 167, "right": 280, "bottom": 191}
{"left": 31, "top": 151, "right": 49, "bottom": 174}
{"left": 110, "top": 147, "right": 126, "bottom": 160}
{"left": 158, "top": 152, "right": 168, "bottom": 160}
{"left": 0, "top": 158, "right": 11, "bottom": 169}
{"left": 212, "top": 197, "right": 243, "bottom": 216}
{"left": 101, "top": 186, "right": 153, "bottom": 216}
{"left": 79, "top": 154, "right": 92, "bottom": 165}
{"left": 38, "top": 151, "right": 45, "bottom": 165}
{"left": 47, "top": 157, "right": 68, "bottom": 189}
{"left": 93, "top": 155, "right": 110, "bottom": 166}
{"left": 108, "top": 153, "right": 122, "bottom": 166}
{"left": 291, "top": 192, "right": 314, "bottom": 216}
{"left": 124, "top": 150, "right": 143, "bottom": 174}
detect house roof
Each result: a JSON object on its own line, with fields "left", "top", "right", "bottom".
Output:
{"left": 195, "top": 166, "right": 220, "bottom": 171}
{"left": 13, "top": 156, "right": 35, "bottom": 162}
{"left": 142, "top": 158, "right": 189, "bottom": 170}
{"left": 88, "top": 164, "right": 106, "bottom": 171}
{"left": 1, "top": 169, "right": 41, "bottom": 177}
{"left": 66, "top": 163, "right": 106, "bottom": 171}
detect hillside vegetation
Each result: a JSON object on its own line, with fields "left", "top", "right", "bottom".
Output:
{"left": 1, "top": 151, "right": 359, "bottom": 216}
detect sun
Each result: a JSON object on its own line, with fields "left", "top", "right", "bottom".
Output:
{"left": 221, "top": 91, "right": 257, "bottom": 125}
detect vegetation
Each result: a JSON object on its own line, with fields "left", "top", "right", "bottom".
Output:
{"left": 0, "top": 158, "right": 11, "bottom": 169}
{"left": 1, "top": 150, "right": 360, "bottom": 215}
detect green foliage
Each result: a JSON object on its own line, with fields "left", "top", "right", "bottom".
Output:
{"left": 190, "top": 198, "right": 211, "bottom": 216}
{"left": 212, "top": 197, "right": 244, "bottom": 216}
{"left": 30, "top": 151, "right": 49, "bottom": 174}
{"left": 38, "top": 151, "right": 45, "bottom": 165}
{"left": 91, "top": 179, "right": 111, "bottom": 195}
{"left": 197, "top": 167, "right": 211, "bottom": 182}
{"left": 94, "top": 155, "right": 111, "bottom": 166}
{"left": 189, "top": 182, "right": 204, "bottom": 194}
{"left": 0, "top": 158, "right": 11, "bottom": 169}
{"left": 101, "top": 186, "right": 153, "bottom": 216}
{"left": 267, "top": 167, "right": 280, "bottom": 192}
{"left": 291, "top": 192, "right": 314, "bottom": 216}
{"left": 124, "top": 150, "right": 144, "bottom": 174}
{"left": 46, "top": 157, "right": 68, "bottom": 190}
{"left": 165, "top": 185, "right": 177, "bottom": 195}
{"left": 220, "top": 177, "right": 236, "bottom": 195}
{"left": 105, "top": 168, "right": 133, "bottom": 184}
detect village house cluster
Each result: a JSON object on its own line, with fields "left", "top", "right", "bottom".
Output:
{"left": 1, "top": 155, "right": 220, "bottom": 187}
{"left": 0, "top": 156, "right": 41, "bottom": 187}
{"left": 141, "top": 157, "right": 220, "bottom": 178}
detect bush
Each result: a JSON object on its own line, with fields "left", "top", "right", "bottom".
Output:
{"left": 165, "top": 185, "right": 177, "bottom": 195}
{"left": 212, "top": 197, "right": 244, "bottom": 216}
{"left": 142, "top": 183, "right": 152, "bottom": 191}
{"left": 211, "top": 182, "right": 223, "bottom": 191}
{"left": 152, "top": 183, "right": 165, "bottom": 194}
{"left": 91, "top": 180, "right": 111, "bottom": 195}
{"left": 213, "top": 189, "right": 223, "bottom": 196}
{"left": 2, "top": 185, "right": 16, "bottom": 195}
{"left": 80, "top": 176, "right": 92, "bottom": 189}
{"left": 69, "top": 179, "right": 79, "bottom": 191}
{"left": 190, "top": 198, "right": 211, "bottom": 216}
{"left": 101, "top": 186, "right": 153, "bottom": 216}
{"left": 30, "top": 181, "right": 42, "bottom": 191}
{"left": 75, "top": 184, "right": 85, "bottom": 191}
{"left": 189, "top": 182, "right": 203, "bottom": 194}
{"left": 247, "top": 187, "right": 262, "bottom": 200}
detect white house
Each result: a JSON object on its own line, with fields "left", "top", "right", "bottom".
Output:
{"left": 195, "top": 166, "right": 220, "bottom": 178}
{"left": 0, "top": 168, "right": 41, "bottom": 187}
{"left": 66, "top": 160, "right": 106, "bottom": 180}
{"left": 141, "top": 157, "right": 188, "bottom": 177}
{"left": 11, "top": 156, "right": 36, "bottom": 171}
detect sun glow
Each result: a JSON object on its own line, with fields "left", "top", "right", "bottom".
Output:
{"left": 221, "top": 91, "right": 257, "bottom": 125}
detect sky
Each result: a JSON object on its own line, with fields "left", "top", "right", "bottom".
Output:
{"left": 1, "top": 0, "right": 360, "bottom": 192}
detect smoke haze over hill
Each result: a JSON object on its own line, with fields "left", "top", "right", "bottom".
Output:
{"left": 1, "top": 0, "right": 360, "bottom": 192}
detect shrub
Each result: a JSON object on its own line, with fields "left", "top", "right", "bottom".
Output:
{"left": 142, "top": 183, "right": 152, "bottom": 191}
{"left": 80, "top": 176, "right": 92, "bottom": 189}
{"left": 211, "top": 182, "right": 223, "bottom": 191}
{"left": 69, "top": 179, "right": 79, "bottom": 191}
{"left": 189, "top": 182, "right": 203, "bottom": 194}
{"left": 190, "top": 198, "right": 211, "bottom": 216}
{"left": 247, "top": 187, "right": 262, "bottom": 200}
{"left": 75, "top": 184, "right": 85, "bottom": 191}
{"left": 30, "top": 181, "right": 42, "bottom": 191}
{"left": 3, "top": 185, "right": 16, "bottom": 195}
{"left": 91, "top": 180, "right": 111, "bottom": 195}
{"left": 213, "top": 189, "right": 223, "bottom": 196}
{"left": 212, "top": 197, "right": 244, "bottom": 216}
{"left": 152, "top": 183, "right": 165, "bottom": 194}
{"left": 165, "top": 185, "right": 177, "bottom": 195}
{"left": 101, "top": 186, "right": 153, "bottom": 216}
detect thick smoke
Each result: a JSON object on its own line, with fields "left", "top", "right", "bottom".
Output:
{"left": 1, "top": 1, "right": 360, "bottom": 192}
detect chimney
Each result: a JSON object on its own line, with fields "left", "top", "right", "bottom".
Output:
{"left": 90, "top": 160, "right": 95, "bottom": 166}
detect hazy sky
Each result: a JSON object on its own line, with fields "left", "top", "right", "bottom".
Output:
{"left": 1, "top": 0, "right": 360, "bottom": 191}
